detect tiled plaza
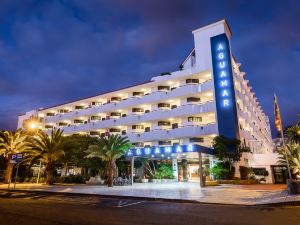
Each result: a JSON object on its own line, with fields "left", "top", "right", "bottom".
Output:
{"left": 1, "top": 182, "right": 299, "bottom": 205}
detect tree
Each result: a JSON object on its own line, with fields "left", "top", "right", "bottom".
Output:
{"left": 212, "top": 135, "right": 251, "bottom": 167}
{"left": 285, "top": 125, "right": 300, "bottom": 144}
{"left": 0, "top": 129, "right": 30, "bottom": 183}
{"left": 60, "top": 134, "right": 97, "bottom": 176}
{"left": 278, "top": 144, "right": 300, "bottom": 179}
{"left": 26, "top": 128, "right": 65, "bottom": 185}
{"left": 85, "top": 134, "right": 132, "bottom": 187}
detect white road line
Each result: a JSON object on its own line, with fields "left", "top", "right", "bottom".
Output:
{"left": 117, "top": 201, "right": 146, "bottom": 207}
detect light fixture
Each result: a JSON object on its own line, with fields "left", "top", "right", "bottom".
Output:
{"left": 29, "top": 123, "right": 37, "bottom": 129}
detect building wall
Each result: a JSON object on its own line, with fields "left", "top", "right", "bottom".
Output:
{"left": 17, "top": 20, "right": 275, "bottom": 181}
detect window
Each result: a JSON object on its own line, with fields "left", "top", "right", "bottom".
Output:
{"left": 110, "top": 112, "right": 121, "bottom": 117}
{"left": 91, "top": 116, "right": 101, "bottom": 120}
{"left": 58, "top": 109, "right": 69, "bottom": 113}
{"left": 158, "top": 121, "right": 171, "bottom": 126}
{"left": 133, "top": 142, "right": 144, "bottom": 147}
{"left": 46, "top": 113, "right": 55, "bottom": 116}
{"left": 189, "top": 137, "right": 204, "bottom": 142}
{"left": 91, "top": 102, "right": 102, "bottom": 106}
{"left": 58, "top": 122, "right": 68, "bottom": 126}
{"left": 186, "top": 79, "right": 199, "bottom": 84}
{"left": 45, "top": 125, "right": 54, "bottom": 129}
{"left": 90, "top": 131, "right": 100, "bottom": 135}
{"left": 132, "top": 125, "right": 144, "bottom": 130}
{"left": 157, "top": 86, "right": 170, "bottom": 91}
{"left": 132, "top": 108, "right": 144, "bottom": 113}
{"left": 172, "top": 123, "right": 178, "bottom": 129}
{"left": 187, "top": 97, "right": 201, "bottom": 102}
{"left": 133, "top": 92, "right": 144, "bottom": 97}
{"left": 171, "top": 105, "right": 177, "bottom": 109}
{"left": 158, "top": 140, "right": 172, "bottom": 146}
{"left": 109, "top": 128, "right": 121, "bottom": 133}
{"left": 75, "top": 105, "right": 85, "bottom": 110}
{"left": 188, "top": 117, "right": 202, "bottom": 122}
{"left": 111, "top": 97, "right": 122, "bottom": 102}
{"left": 158, "top": 103, "right": 170, "bottom": 108}
{"left": 74, "top": 120, "right": 84, "bottom": 124}
{"left": 145, "top": 127, "right": 151, "bottom": 132}
{"left": 145, "top": 110, "right": 150, "bottom": 113}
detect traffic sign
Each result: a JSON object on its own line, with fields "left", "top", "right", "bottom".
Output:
{"left": 11, "top": 153, "right": 23, "bottom": 163}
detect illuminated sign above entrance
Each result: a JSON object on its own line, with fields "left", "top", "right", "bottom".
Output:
{"left": 211, "top": 33, "right": 239, "bottom": 142}
{"left": 126, "top": 144, "right": 213, "bottom": 157}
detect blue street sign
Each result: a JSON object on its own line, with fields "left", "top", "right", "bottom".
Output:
{"left": 11, "top": 153, "right": 23, "bottom": 163}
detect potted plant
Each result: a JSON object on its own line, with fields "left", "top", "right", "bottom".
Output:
{"left": 277, "top": 144, "right": 300, "bottom": 194}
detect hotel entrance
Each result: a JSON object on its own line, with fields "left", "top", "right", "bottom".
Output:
{"left": 131, "top": 151, "right": 211, "bottom": 184}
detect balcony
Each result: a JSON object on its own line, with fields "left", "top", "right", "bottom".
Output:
{"left": 125, "top": 124, "right": 218, "bottom": 143}
{"left": 44, "top": 81, "right": 214, "bottom": 124}
{"left": 57, "top": 101, "right": 216, "bottom": 135}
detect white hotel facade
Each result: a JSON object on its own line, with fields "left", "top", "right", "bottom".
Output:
{"left": 18, "top": 20, "right": 278, "bottom": 183}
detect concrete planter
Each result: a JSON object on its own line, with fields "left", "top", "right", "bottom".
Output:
{"left": 287, "top": 179, "right": 300, "bottom": 194}
{"left": 150, "top": 179, "right": 176, "bottom": 183}
{"left": 141, "top": 178, "right": 149, "bottom": 183}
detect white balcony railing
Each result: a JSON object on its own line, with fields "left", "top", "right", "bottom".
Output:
{"left": 43, "top": 81, "right": 214, "bottom": 124}
{"left": 56, "top": 101, "right": 215, "bottom": 134}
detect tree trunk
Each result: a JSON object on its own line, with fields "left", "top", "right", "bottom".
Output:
{"left": 107, "top": 161, "right": 114, "bottom": 187}
{"left": 4, "top": 158, "right": 12, "bottom": 184}
{"left": 45, "top": 163, "right": 55, "bottom": 185}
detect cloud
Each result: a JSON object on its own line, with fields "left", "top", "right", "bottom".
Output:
{"left": 0, "top": 0, "right": 299, "bottom": 135}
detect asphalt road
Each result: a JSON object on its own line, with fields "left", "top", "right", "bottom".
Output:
{"left": 0, "top": 190, "right": 299, "bottom": 225}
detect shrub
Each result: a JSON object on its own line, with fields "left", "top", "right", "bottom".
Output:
{"left": 210, "top": 162, "right": 235, "bottom": 180}
{"left": 154, "top": 163, "right": 174, "bottom": 179}
{"left": 60, "top": 175, "right": 89, "bottom": 184}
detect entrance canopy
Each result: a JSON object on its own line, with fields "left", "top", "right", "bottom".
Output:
{"left": 126, "top": 144, "right": 213, "bottom": 158}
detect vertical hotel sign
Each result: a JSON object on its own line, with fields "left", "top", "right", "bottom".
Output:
{"left": 210, "top": 33, "right": 239, "bottom": 142}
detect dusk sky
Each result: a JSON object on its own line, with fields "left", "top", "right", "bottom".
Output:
{"left": 0, "top": 0, "right": 299, "bottom": 136}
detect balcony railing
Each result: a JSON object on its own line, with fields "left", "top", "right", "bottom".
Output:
{"left": 43, "top": 80, "right": 214, "bottom": 124}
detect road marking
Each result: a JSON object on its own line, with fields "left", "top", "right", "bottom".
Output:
{"left": 117, "top": 200, "right": 146, "bottom": 207}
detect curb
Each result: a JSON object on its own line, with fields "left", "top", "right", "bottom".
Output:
{"left": 1, "top": 188, "right": 299, "bottom": 207}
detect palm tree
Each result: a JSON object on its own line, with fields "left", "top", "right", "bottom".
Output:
{"left": 86, "top": 134, "right": 132, "bottom": 187}
{"left": 277, "top": 144, "right": 300, "bottom": 179}
{"left": 285, "top": 125, "right": 300, "bottom": 144}
{"left": 26, "top": 128, "right": 65, "bottom": 185}
{"left": 0, "top": 129, "right": 30, "bottom": 183}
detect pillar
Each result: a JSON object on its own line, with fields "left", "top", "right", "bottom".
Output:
{"left": 182, "top": 159, "right": 188, "bottom": 182}
{"left": 131, "top": 157, "right": 134, "bottom": 185}
{"left": 172, "top": 159, "right": 178, "bottom": 181}
{"left": 198, "top": 152, "right": 205, "bottom": 187}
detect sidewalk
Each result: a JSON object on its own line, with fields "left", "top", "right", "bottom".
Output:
{"left": 1, "top": 182, "right": 299, "bottom": 205}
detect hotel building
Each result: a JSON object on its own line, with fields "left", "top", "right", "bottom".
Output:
{"left": 18, "top": 20, "right": 277, "bottom": 183}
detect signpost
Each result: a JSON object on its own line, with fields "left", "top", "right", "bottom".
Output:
{"left": 7, "top": 153, "right": 23, "bottom": 189}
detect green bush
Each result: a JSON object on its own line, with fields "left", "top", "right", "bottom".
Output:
{"left": 60, "top": 175, "right": 89, "bottom": 184}
{"left": 210, "top": 162, "right": 235, "bottom": 180}
{"left": 154, "top": 163, "right": 174, "bottom": 179}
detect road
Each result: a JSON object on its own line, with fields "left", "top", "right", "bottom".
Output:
{"left": 0, "top": 190, "right": 299, "bottom": 225}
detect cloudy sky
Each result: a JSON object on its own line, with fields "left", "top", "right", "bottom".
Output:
{"left": 0, "top": 0, "right": 299, "bottom": 136}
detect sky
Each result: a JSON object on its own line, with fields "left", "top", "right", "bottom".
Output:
{"left": 0, "top": 0, "right": 299, "bottom": 136}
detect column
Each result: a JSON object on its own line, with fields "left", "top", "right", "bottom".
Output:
{"left": 172, "top": 159, "right": 178, "bottom": 182}
{"left": 182, "top": 159, "right": 188, "bottom": 182}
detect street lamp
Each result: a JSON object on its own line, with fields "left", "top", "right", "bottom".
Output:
{"left": 29, "top": 123, "right": 37, "bottom": 129}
